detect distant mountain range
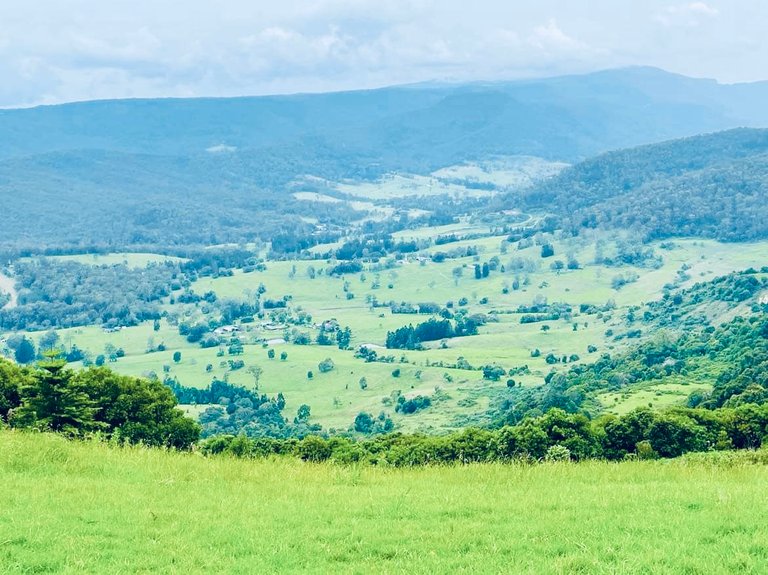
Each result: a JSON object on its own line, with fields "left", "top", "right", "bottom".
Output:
{"left": 2, "top": 66, "right": 768, "bottom": 250}
{"left": 2, "top": 66, "right": 767, "bottom": 165}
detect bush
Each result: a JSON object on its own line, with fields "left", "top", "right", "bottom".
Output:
{"left": 482, "top": 365, "right": 506, "bottom": 381}
{"left": 317, "top": 358, "right": 335, "bottom": 373}
{"left": 396, "top": 395, "right": 431, "bottom": 414}
{"left": 635, "top": 440, "right": 658, "bottom": 460}
{"left": 298, "top": 436, "right": 332, "bottom": 462}
{"left": 545, "top": 444, "right": 572, "bottom": 462}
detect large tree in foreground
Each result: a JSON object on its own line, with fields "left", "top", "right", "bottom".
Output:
{"left": 76, "top": 367, "right": 200, "bottom": 449}
{"left": 1, "top": 356, "right": 200, "bottom": 449}
{"left": 12, "top": 356, "right": 99, "bottom": 435}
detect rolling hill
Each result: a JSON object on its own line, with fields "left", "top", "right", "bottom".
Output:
{"left": 3, "top": 67, "right": 768, "bottom": 251}
{"left": 518, "top": 128, "right": 768, "bottom": 241}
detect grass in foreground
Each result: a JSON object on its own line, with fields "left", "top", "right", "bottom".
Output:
{"left": 2, "top": 431, "right": 768, "bottom": 574}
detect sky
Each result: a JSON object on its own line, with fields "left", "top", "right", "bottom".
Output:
{"left": 0, "top": 0, "right": 765, "bottom": 107}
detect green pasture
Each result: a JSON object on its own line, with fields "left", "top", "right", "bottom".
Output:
{"left": 85, "top": 339, "right": 496, "bottom": 432}
{"left": 3, "top": 431, "right": 768, "bottom": 574}
{"left": 431, "top": 156, "right": 569, "bottom": 187}
{"left": 336, "top": 173, "right": 494, "bottom": 200}
{"left": 6, "top": 236, "right": 768, "bottom": 431}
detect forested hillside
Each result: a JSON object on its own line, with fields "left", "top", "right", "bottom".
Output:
{"left": 2, "top": 67, "right": 768, "bottom": 252}
{"left": 519, "top": 128, "right": 768, "bottom": 240}
{"left": 497, "top": 293, "right": 768, "bottom": 424}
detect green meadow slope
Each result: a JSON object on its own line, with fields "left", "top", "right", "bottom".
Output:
{"left": 2, "top": 430, "right": 768, "bottom": 574}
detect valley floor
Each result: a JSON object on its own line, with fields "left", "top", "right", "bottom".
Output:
{"left": 2, "top": 431, "right": 767, "bottom": 574}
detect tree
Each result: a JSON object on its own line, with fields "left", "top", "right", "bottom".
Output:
{"left": 550, "top": 260, "right": 565, "bottom": 273}
{"left": 316, "top": 327, "right": 333, "bottom": 346}
{"left": 359, "top": 377, "right": 368, "bottom": 390}
{"left": 482, "top": 365, "right": 506, "bottom": 381}
{"left": 0, "top": 358, "right": 27, "bottom": 420}
{"left": 104, "top": 343, "right": 117, "bottom": 362}
{"left": 294, "top": 332, "right": 311, "bottom": 345}
{"left": 452, "top": 266, "right": 463, "bottom": 286}
{"left": 39, "top": 330, "right": 60, "bottom": 351}
{"left": 280, "top": 351, "right": 288, "bottom": 361}
{"left": 318, "top": 358, "right": 335, "bottom": 373}
{"left": 541, "top": 244, "right": 555, "bottom": 258}
{"left": 172, "top": 351, "right": 182, "bottom": 363}
{"left": 511, "top": 420, "right": 549, "bottom": 459}
{"left": 545, "top": 444, "right": 572, "bottom": 462}
{"left": 647, "top": 414, "right": 706, "bottom": 458}
{"left": 267, "top": 348, "right": 276, "bottom": 359}
{"left": 294, "top": 404, "right": 311, "bottom": 424}
{"left": 74, "top": 366, "right": 200, "bottom": 448}
{"left": 482, "top": 262, "right": 490, "bottom": 278}
{"left": 298, "top": 435, "right": 330, "bottom": 462}
{"left": 14, "top": 337, "right": 36, "bottom": 365}
{"left": 354, "top": 412, "right": 375, "bottom": 433}
{"left": 12, "top": 357, "right": 99, "bottom": 435}
{"left": 337, "top": 327, "right": 352, "bottom": 349}
{"left": 247, "top": 365, "right": 263, "bottom": 387}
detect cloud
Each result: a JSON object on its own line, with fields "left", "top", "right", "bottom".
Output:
{"left": 0, "top": 0, "right": 764, "bottom": 107}
{"left": 530, "top": 19, "right": 583, "bottom": 51}
{"left": 688, "top": 2, "right": 719, "bottom": 16}
{"left": 657, "top": 2, "right": 720, "bottom": 27}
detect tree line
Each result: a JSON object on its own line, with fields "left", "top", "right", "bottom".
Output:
{"left": 200, "top": 403, "right": 768, "bottom": 465}
{"left": 0, "top": 259, "right": 180, "bottom": 331}
{"left": 0, "top": 356, "right": 199, "bottom": 448}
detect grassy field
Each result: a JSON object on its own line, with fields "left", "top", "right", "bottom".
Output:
{"left": 335, "top": 173, "right": 495, "bottom": 200}
{"left": 598, "top": 379, "right": 714, "bottom": 415}
{"left": 7, "top": 235, "right": 768, "bottom": 433}
{"left": 2, "top": 430, "right": 768, "bottom": 574}
{"left": 431, "top": 156, "right": 569, "bottom": 187}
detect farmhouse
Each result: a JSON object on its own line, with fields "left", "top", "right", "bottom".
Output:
{"left": 213, "top": 325, "right": 241, "bottom": 336}
{"left": 318, "top": 319, "right": 340, "bottom": 331}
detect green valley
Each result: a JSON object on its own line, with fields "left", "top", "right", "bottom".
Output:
{"left": 5, "top": 4, "right": 768, "bottom": 573}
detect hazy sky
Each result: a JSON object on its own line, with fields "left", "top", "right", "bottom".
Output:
{"left": 0, "top": 0, "right": 765, "bottom": 107}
